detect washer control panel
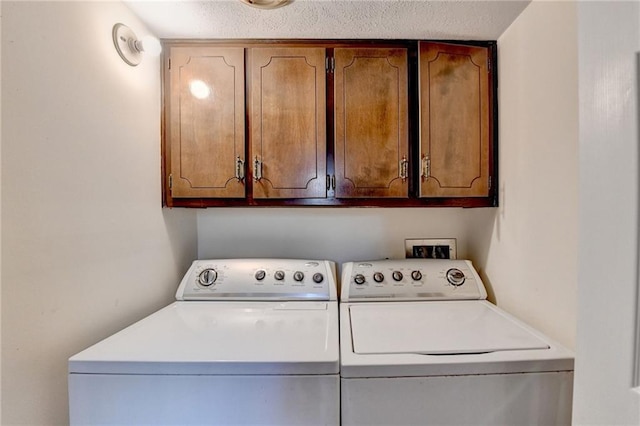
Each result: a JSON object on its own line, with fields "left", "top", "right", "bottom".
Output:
{"left": 341, "top": 259, "right": 487, "bottom": 302}
{"left": 176, "top": 259, "right": 337, "bottom": 301}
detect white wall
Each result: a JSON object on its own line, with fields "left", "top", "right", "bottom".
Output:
{"left": 1, "top": 2, "right": 197, "bottom": 424}
{"left": 198, "top": 208, "right": 495, "bottom": 269}
{"left": 573, "top": 1, "right": 640, "bottom": 423}
{"left": 471, "top": 0, "right": 578, "bottom": 349}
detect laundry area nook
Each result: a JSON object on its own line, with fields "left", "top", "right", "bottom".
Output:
{"left": 2, "top": 0, "right": 639, "bottom": 425}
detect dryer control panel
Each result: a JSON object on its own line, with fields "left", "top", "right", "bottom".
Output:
{"left": 341, "top": 259, "right": 487, "bottom": 302}
{"left": 176, "top": 259, "right": 337, "bottom": 301}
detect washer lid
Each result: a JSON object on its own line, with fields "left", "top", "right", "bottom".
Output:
{"left": 69, "top": 301, "right": 339, "bottom": 375}
{"left": 349, "top": 301, "right": 549, "bottom": 355}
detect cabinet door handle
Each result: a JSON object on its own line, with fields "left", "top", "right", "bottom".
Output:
{"left": 422, "top": 155, "right": 431, "bottom": 178}
{"left": 253, "top": 157, "right": 262, "bottom": 181}
{"left": 235, "top": 156, "right": 245, "bottom": 182}
{"left": 399, "top": 156, "right": 408, "bottom": 181}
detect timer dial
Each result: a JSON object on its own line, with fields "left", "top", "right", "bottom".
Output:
{"left": 392, "top": 271, "right": 403, "bottom": 282}
{"left": 411, "top": 270, "right": 422, "bottom": 281}
{"left": 293, "top": 271, "right": 304, "bottom": 282}
{"left": 446, "top": 268, "right": 466, "bottom": 286}
{"left": 198, "top": 268, "right": 218, "bottom": 286}
{"left": 312, "top": 273, "right": 324, "bottom": 283}
{"left": 354, "top": 274, "right": 366, "bottom": 285}
{"left": 373, "top": 272, "right": 384, "bottom": 283}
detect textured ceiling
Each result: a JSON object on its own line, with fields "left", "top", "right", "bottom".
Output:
{"left": 124, "top": 0, "right": 530, "bottom": 40}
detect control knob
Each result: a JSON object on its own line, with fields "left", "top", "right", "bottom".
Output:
{"left": 255, "top": 269, "right": 266, "bottom": 281}
{"left": 446, "top": 268, "right": 466, "bottom": 286}
{"left": 274, "top": 270, "right": 285, "bottom": 281}
{"left": 294, "top": 271, "right": 304, "bottom": 282}
{"left": 411, "top": 270, "right": 422, "bottom": 281}
{"left": 373, "top": 272, "right": 384, "bottom": 283}
{"left": 392, "top": 271, "right": 403, "bottom": 282}
{"left": 354, "top": 274, "right": 366, "bottom": 285}
{"left": 312, "top": 273, "right": 324, "bottom": 283}
{"left": 198, "top": 268, "right": 218, "bottom": 286}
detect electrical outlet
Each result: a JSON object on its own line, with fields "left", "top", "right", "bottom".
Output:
{"left": 404, "top": 238, "right": 457, "bottom": 259}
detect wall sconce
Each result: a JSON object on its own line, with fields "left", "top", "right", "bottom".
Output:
{"left": 112, "top": 23, "right": 162, "bottom": 66}
{"left": 238, "top": 0, "right": 290, "bottom": 9}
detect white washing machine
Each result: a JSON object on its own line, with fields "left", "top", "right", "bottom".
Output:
{"left": 340, "top": 259, "right": 574, "bottom": 426}
{"left": 69, "top": 259, "right": 339, "bottom": 425}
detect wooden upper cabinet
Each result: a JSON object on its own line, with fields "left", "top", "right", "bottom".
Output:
{"left": 334, "top": 47, "right": 409, "bottom": 198}
{"left": 250, "top": 47, "right": 327, "bottom": 199}
{"left": 162, "top": 40, "right": 496, "bottom": 207}
{"left": 419, "top": 42, "right": 491, "bottom": 198}
{"left": 167, "top": 46, "right": 245, "bottom": 198}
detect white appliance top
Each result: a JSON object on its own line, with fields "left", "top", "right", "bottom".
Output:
{"left": 341, "top": 259, "right": 487, "bottom": 301}
{"left": 339, "top": 259, "right": 574, "bottom": 378}
{"left": 70, "top": 259, "right": 339, "bottom": 375}
{"left": 177, "top": 258, "right": 337, "bottom": 301}
{"left": 349, "top": 301, "right": 549, "bottom": 355}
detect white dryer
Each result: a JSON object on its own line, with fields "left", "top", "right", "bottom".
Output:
{"left": 340, "top": 259, "right": 574, "bottom": 426}
{"left": 69, "top": 259, "right": 339, "bottom": 425}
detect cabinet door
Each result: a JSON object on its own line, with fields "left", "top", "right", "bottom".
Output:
{"left": 419, "top": 42, "right": 491, "bottom": 198}
{"left": 250, "top": 47, "right": 327, "bottom": 199}
{"left": 167, "top": 46, "right": 245, "bottom": 198}
{"left": 334, "top": 47, "right": 409, "bottom": 198}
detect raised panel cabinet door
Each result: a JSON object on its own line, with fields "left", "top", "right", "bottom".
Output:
{"left": 250, "top": 47, "right": 327, "bottom": 199}
{"left": 167, "top": 46, "right": 245, "bottom": 198}
{"left": 419, "top": 42, "right": 491, "bottom": 198}
{"left": 334, "top": 47, "right": 409, "bottom": 198}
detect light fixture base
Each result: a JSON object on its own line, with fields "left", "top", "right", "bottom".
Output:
{"left": 238, "top": 0, "right": 290, "bottom": 9}
{"left": 113, "top": 23, "right": 141, "bottom": 66}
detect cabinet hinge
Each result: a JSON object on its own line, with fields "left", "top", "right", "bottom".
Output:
{"left": 168, "top": 58, "right": 171, "bottom": 70}
{"left": 169, "top": 174, "right": 173, "bottom": 191}
{"left": 325, "top": 57, "right": 335, "bottom": 74}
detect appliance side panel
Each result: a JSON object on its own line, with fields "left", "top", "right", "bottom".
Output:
{"left": 69, "top": 374, "right": 339, "bottom": 425}
{"left": 341, "top": 372, "right": 573, "bottom": 425}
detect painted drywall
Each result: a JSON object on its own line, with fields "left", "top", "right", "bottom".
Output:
{"left": 198, "top": 208, "right": 495, "bottom": 269}
{"left": 1, "top": 2, "right": 197, "bottom": 424}
{"left": 469, "top": 0, "right": 578, "bottom": 349}
{"left": 573, "top": 1, "right": 640, "bottom": 423}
